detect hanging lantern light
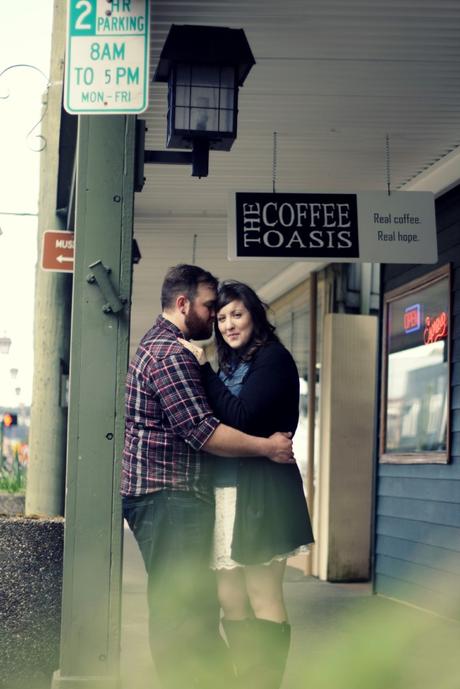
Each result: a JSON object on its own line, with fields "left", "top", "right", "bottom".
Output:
{"left": 152, "top": 24, "right": 255, "bottom": 177}
{"left": 0, "top": 335, "right": 11, "bottom": 355}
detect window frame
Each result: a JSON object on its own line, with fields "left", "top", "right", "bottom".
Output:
{"left": 379, "top": 263, "right": 451, "bottom": 464}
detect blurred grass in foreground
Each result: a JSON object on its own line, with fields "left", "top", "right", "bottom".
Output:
{"left": 288, "top": 591, "right": 460, "bottom": 689}
{"left": 117, "top": 543, "right": 460, "bottom": 689}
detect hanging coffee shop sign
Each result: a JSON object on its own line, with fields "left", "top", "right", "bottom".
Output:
{"left": 228, "top": 190, "right": 437, "bottom": 264}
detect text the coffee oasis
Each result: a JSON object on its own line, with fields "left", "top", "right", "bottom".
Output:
{"left": 234, "top": 193, "right": 360, "bottom": 258}
{"left": 242, "top": 200, "right": 354, "bottom": 249}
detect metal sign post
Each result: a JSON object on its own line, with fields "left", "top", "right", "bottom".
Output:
{"left": 52, "top": 115, "right": 135, "bottom": 689}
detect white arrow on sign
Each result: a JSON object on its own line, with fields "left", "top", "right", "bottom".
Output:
{"left": 57, "top": 255, "right": 74, "bottom": 264}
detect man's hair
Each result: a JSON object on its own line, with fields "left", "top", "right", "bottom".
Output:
{"left": 161, "top": 264, "right": 218, "bottom": 310}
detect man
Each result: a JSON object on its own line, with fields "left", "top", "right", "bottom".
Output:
{"left": 121, "top": 264, "right": 293, "bottom": 689}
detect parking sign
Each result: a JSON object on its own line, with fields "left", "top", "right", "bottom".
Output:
{"left": 65, "top": 0, "right": 150, "bottom": 114}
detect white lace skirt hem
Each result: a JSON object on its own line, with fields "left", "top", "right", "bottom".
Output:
{"left": 211, "top": 485, "right": 310, "bottom": 571}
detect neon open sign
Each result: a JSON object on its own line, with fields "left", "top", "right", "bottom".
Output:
{"left": 404, "top": 304, "right": 421, "bottom": 333}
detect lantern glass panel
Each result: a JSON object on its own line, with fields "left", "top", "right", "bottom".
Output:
{"left": 175, "top": 106, "right": 190, "bottom": 130}
{"left": 175, "top": 85, "right": 190, "bottom": 107}
{"left": 170, "top": 63, "right": 237, "bottom": 143}
{"left": 191, "top": 86, "right": 219, "bottom": 109}
{"left": 219, "top": 109, "right": 233, "bottom": 132}
{"left": 190, "top": 105, "right": 218, "bottom": 131}
{"left": 219, "top": 87, "right": 234, "bottom": 109}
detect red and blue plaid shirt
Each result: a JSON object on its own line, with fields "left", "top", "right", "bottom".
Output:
{"left": 121, "top": 316, "right": 219, "bottom": 501}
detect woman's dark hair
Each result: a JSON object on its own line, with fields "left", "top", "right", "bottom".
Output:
{"left": 215, "top": 280, "right": 279, "bottom": 372}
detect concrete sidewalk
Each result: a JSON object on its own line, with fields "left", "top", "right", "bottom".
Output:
{"left": 121, "top": 525, "right": 460, "bottom": 689}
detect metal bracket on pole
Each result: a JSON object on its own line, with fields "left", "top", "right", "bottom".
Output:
{"left": 144, "top": 140, "right": 209, "bottom": 178}
{"left": 86, "top": 260, "right": 126, "bottom": 314}
{"left": 144, "top": 150, "right": 193, "bottom": 165}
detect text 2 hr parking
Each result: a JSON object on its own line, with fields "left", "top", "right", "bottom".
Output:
{"left": 374, "top": 213, "right": 420, "bottom": 224}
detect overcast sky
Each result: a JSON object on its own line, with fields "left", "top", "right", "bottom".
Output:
{"left": 0, "top": 2, "right": 54, "bottom": 406}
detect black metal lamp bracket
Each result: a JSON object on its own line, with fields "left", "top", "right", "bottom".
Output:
{"left": 144, "top": 150, "right": 193, "bottom": 166}
{"left": 144, "top": 140, "right": 209, "bottom": 179}
{"left": 135, "top": 121, "right": 210, "bottom": 188}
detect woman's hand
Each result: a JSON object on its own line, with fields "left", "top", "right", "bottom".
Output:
{"left": 178, "top": 337, "right": 207, "bottom": 365}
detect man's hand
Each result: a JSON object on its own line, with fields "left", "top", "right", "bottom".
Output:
{"left": 265, "top": 432, "right": 295, "bottom": 464}
{"left": 177, "top": 337, "right": 207, "bottom": 365}
{"left": 204, "top": 426, "right": 296, "bottom": 462}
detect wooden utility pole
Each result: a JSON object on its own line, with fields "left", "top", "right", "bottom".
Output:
{"left": 27, "top": 0, "right": 71, "bottom": 517}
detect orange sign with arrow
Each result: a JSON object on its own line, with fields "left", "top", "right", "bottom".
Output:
{"left": 41, "top": 230, "right": 75, "bottom": 273}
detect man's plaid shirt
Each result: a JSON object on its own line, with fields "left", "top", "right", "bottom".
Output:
{"left": 121, "top": 316, "right": 219, "bottom": 502}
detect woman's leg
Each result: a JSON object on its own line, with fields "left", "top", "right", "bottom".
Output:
{"left": 243, "top": 559, "right": 291, "bottom": 689}
{"left": 217, "top": 567, "right": 254, "bottom": 686}
{"left": 244, "top": 559, "right": 287, "bottom": 622}
{"left": 217, "top": 567, "right": 252, "bottom": 621}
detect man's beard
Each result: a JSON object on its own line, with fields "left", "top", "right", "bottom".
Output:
{"left": 185, "top": 306, "right": 213, "bottom": 340}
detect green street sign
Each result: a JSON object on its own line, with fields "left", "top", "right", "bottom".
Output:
{"left": 64, "top": 0, "right": 150, "bottom": 114}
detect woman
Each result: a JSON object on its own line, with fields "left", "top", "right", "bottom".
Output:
{"left": 180, "top": 280, "right": 314, "bottom": 689}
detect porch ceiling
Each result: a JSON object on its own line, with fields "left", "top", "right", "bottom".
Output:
{"left": 131, "top": 0, "right": 460, "bottom": 350}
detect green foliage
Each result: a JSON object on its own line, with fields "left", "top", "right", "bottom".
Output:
{"left": 0, "top": 449, "right": 26, "bottom": 493}
{"left": 287, "top": 594, "right": 460, "bottom": 689}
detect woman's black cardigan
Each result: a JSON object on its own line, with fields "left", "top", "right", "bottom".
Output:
{"left": 201, "top": 340, "right": 314, "bottom": 564}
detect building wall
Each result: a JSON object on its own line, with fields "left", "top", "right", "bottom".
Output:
{"left": 375, "top": 183, "right": 460, "bottom": 616}
{"left": 269, "top": 278, "right": 311, "bottom": 379}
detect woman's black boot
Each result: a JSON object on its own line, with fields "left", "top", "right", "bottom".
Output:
{"left": 221, "top": 618, "right": 255, "bottom": 687}
{"left": 252, "top": 618, "right": 291, "bottom": 689}
{"left": 222, "top": 617, "right": 291, "bottom": 689}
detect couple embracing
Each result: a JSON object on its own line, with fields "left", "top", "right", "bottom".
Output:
{"left": 121, "top": 264, "right": 313, "bottom": 689}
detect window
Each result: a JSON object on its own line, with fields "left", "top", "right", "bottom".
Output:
{"left": 380, "top": 264, "right": 451, "bottom": 464}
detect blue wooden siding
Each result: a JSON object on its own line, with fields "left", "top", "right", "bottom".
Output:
{"left": 375, "top": 184, "right": 460, "bottom": 617}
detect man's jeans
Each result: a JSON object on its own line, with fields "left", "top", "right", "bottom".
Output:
{"left": 123, "top": 490, "right": 232, "bottom": 689}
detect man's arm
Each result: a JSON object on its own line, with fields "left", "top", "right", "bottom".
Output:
{"left": 151, "top": 351, "right": 293, "bottom": 464}
{"left": 203, "top": 424, "right": 294, "bottom": 464}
